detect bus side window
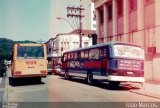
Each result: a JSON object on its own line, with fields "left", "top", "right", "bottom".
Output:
{"left": 84, "top": 50, "right": 89, "bottom": 59}
{"left": 63, "top": 54, "right": 68, "bottom": 62}
{"left": 89, "top": 48, "right": 99, "bottom": 60}
{"left": 81, "top": 51, "right": 85, "bottom": 59}
{"left": 100, "top": 48, "right": 108, "bottom": 59}
{"left": 77, "top": 52, "right": 81, "bottom": 60}
{"left": 68, "top": 53, "right": 73, "bottom": 60}
{"left": 73, "top": 52, "right": 77, "bottom": 60}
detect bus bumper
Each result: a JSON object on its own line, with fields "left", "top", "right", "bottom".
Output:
{"left": 108, "top": 75, "right": 145, "bottom": 83}
{"left": 12, "top": 74, "right": 47, "bottom": 78}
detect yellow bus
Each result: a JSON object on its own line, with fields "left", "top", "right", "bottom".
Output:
{"left": 11, "top": 43, "right": 47, "bottom": 82}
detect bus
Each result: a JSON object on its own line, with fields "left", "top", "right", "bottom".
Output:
{"left": 61, "top": 42, "right": 145, "bottom": 87}
{"left": 11, "top": 43, "right": 47, "bottom": 82}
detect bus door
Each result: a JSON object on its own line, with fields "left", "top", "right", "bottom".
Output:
{"left": 100, "top": 46, "right": 109, "bottom": 76}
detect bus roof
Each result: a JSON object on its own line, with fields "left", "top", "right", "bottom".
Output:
{"left": 63, "top": 42, "right": 142, "bottom": 53}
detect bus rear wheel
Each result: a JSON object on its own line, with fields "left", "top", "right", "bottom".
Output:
{"left": 64, "top": 71, "right": 69, "bottom": 79}
{"left": 87, "top": 73, "right": 93, "bottom": 84}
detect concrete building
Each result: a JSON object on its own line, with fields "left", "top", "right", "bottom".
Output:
{"left": 93, "top": 0, "right": 160, "bottom": 82}
{"left": 81, "top": 0, "right": 96, "bottom": 30}
{"left": 46, "top": 29, "right": 95, "bottom": 65}
{"left": 53, "top": 30, "right": 95, "bottom": 57}
{"left": 46, "top": 30, "right": 95, "bottom": 55}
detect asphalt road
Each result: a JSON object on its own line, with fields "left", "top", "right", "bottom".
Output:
{"left": 1, "top": 68, "right": 160, "bottom": 108}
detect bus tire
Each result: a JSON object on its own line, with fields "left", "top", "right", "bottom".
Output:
{"left": 35, "top": 77, "right": 41, "bottom": 83}
{"left": 64, "top": 71, "right": 69, "bottom": 79}
{"left": 10, "top": 78, "right": 16, "bottom": 86}
{"left": 87, "top": 72, "right": 93, "bottom": 85}
{"left": 109, "top": 81, "right": 120, "bottom": 88}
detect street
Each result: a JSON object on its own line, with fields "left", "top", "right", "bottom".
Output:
{"left": 0, "top": 68, "right": 160, "bottom": 108}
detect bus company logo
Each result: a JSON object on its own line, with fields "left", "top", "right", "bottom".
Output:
{"left": 25, "top": 61, "right": 37, "bottom": 65}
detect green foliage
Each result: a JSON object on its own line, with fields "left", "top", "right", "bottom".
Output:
{"left": 0, "top": 38, "right": 36, "bottom": 68}
{"left": 15, "top": 40, "right": 37, "bottom": 44}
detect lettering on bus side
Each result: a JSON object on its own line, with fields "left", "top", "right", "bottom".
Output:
{"left": 67, "top": 61, "right": 83, "bottom": 68}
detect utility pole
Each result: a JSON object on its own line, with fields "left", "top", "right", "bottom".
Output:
{"left": 67, "top": 6, "right": 84, "bottom": 48}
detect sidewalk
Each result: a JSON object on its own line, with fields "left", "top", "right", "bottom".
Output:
{"left": 130, "top": 81, "right": 160, "bottom": 99}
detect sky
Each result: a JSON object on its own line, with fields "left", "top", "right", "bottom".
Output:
{"left": 0, "top": 0, "right": 89, "bottom": 42}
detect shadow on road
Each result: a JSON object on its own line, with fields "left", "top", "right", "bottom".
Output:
{"left": 8, "top": 77, "right": 45, "bottom": 87}
{"left": 59, "top": 77, "right": 141, "bottom": 91}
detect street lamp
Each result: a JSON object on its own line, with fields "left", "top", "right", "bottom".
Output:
{"left": 56, "top": 17, "right": 74, "bottom": 30}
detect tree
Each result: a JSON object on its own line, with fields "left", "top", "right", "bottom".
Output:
{"left": 0, "top": 38, "right": 36, "bottom": 69}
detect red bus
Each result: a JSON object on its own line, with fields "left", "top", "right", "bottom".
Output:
{"left": 61, "top": 42, "right": 145, "bottom": 87}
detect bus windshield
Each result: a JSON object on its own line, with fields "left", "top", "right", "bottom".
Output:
{"left": 113, "top": 44, "right": 144, "bottom": 59}
{"left": 17, "top": 46, "right": 44, "bottom": 59}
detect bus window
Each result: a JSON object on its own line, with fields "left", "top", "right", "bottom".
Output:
{"left": 81, "top": 51, "right": 85, "bottom": 59}
{"left": 81, "top": 51, "right": 89, "bottom": 59}
{"left": 100, "top": 47, "right": 108, "bottom": 58}
{"left": 17, "top": 46, "right": 44, "bottom": 59}
{"left": 77, "top": 52, "right": 81, "bottom": 59}
{"left": 89, "top": 49, "right": 99, "bottom": 59}
{"left": 113, "top": 44, "right": 144, "bottom": 59}
{"left": 63, "top": 54, "right": 68, "bottom": 61}
{"left": 68, "top": 53, "right": 73, "bottom": 60}
{"left": 84, "top": 51, "right": 89, "bottom": 59}
{"left": 73, "top": 52, "right": 78, "bottom": 59}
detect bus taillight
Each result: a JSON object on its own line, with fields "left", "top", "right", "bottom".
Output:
{"left": 15, "top": 71, "right": 21, "bottom": 75}
{"left": 41, "top": 70, "right": 46, "bottom": 74}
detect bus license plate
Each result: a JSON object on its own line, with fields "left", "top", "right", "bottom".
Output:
{"left": 28, "top": 67, "right": 34, "bottom": 72}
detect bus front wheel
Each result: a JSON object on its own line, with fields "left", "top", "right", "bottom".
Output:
{"left": 87, "top": 73, "right": 93, "bottom": 84}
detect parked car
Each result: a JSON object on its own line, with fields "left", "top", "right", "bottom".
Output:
{"left": 52, "top": 65, "right": 62, "bottom": 75}
{"left": 47, "top": 63, "right": 53, "bottom": 75}
{"left": 47, "top": 64, "right": 62, "bottom": 75}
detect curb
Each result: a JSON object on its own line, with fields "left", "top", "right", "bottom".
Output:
{"left": 130, "top": 90, "right": 160, "bottom": 100}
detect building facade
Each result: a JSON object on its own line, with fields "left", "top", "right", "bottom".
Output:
{"left": 93, "top": 0, "right": 160, "bottom": 82}
{"left": 82, "top": 1, "right": 96, "bottom": 30}
{"left": 53, "top": 32, "right": 92, "bottom": 57}
{"left": 46, "top": 29, "right": 94, "bottom": 65}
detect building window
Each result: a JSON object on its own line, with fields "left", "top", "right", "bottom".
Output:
{"left": 61, "top": 42, "right": 63, "bottom": 49}
{"left": 84, "top": 42, "right": 88, "bottom": 47}
{"left": 144, "top": 0, "right": 155, "bottom": 28}
{"left": 67, "top": 42, "right": 69, "bottom": 49}
{"left": 108, "top": 4, "right": 112, "bottom": 20}
{"left": 76, "top": 42, "right": 79, "bottom": 48}
{"left": 99, "top": 9, "right": 104, "bottom": 24}
{"left": 93, "top": 11, "right": 96, "bottom": 21}
{"left": 64, "top": 42, "right": 66, "bottom": 50}
{"left": 129, "top": 0, "right": 137, "bottom": 11}
{"left": 49, "top": 48, "right": 52, "bottom": 52}
{"left": 145, "top": 0, "right": 154, "bottom": 4}
{"left": 117, "top": 0, "right": 123, "bottom": 17}
{"left": 93, "top": 24, "right": 96, "bottom": 29}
